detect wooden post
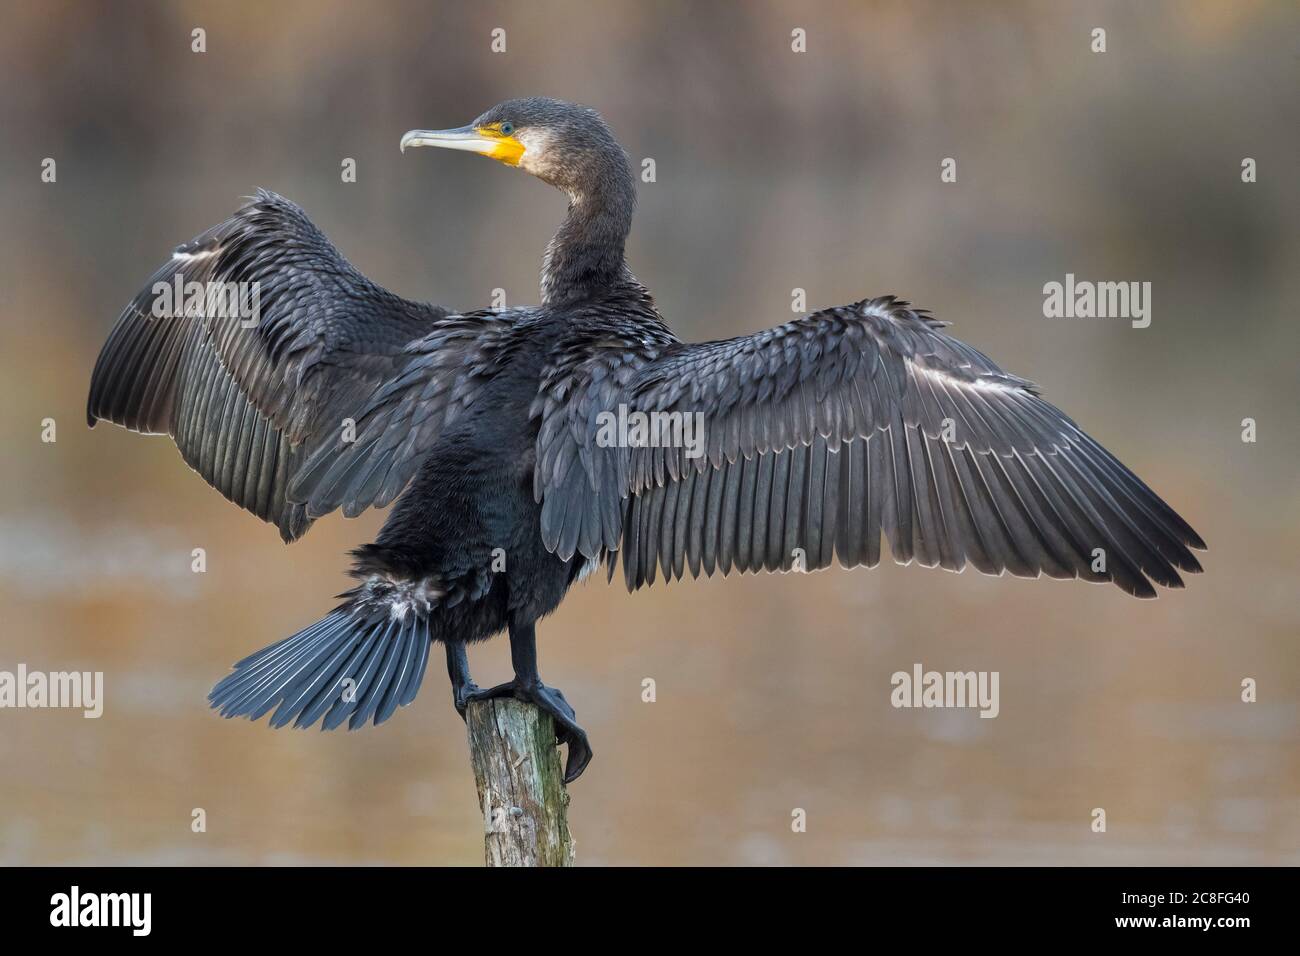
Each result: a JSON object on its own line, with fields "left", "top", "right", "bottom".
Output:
{"left": 465, "top": 697, "right": 574, "bottom": 866}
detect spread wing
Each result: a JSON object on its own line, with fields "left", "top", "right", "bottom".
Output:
{"left": 87, "top": 189, "right": 469, "bottom": 540}
{"left": 539, "top": 297, "right": 1205, "bottom": 598}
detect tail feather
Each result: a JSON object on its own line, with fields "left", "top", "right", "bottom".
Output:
{"left": 209, "top": 606, "right": 432, "bottom": 731}
{"left": 219, "top": 614, "right": 350, "bottom": 721}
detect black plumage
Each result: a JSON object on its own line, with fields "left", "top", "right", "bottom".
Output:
{"left": 87, "top": 97, "right": 1204, "bottom": 782}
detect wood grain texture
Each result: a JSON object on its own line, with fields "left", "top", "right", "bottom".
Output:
{"left": 466, "top": 698, "right": 574, "bottom": 867}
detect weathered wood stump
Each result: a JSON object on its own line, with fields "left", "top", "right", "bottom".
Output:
{"left": 465, "top": 697, "right": 574, "bottom": 866}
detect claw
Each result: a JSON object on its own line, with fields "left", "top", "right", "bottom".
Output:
{"left": 453, "top": 681, "right": 481, "bottom": 721}
{"left": 560, "top": 726, "right": 592, "bottom": 783}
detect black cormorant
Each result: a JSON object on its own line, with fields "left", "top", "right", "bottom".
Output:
{"left": 87, "top": 97, "right": 1205, "bottom": 782}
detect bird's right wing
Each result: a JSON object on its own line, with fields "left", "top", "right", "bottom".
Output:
{"left": 88, "top": 189, "right": 465, "bottom": 541}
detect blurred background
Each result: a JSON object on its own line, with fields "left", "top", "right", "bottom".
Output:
{"left": 0, "top": 0, "right": 1296, "bottom": 865}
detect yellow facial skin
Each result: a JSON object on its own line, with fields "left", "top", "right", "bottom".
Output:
{"left": 474, "top": 124, "right": 525, "bottom": 166}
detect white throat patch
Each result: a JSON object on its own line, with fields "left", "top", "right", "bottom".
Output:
{"left": 515, "top": 127, "right": 556, "bottom": 177}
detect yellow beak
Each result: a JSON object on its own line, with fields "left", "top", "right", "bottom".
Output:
{"left": 399, "top": 124, "right": 525, "bottom": 166}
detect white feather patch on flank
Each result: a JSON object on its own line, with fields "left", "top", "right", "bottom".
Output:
{"left": 360, "top": 573, "right": 444, "bottom": 621}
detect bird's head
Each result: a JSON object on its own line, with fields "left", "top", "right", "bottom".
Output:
{"left": 401, "top": 97, "right": 629, "bottom": 199}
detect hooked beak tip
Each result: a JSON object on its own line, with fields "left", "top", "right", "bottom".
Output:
{"left": 400, "top": 127, "right": 478, "bottom": 155}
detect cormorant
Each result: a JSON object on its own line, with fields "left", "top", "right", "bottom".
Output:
{"left": 87, "top": 97, "right": 1205, "bottom": 782}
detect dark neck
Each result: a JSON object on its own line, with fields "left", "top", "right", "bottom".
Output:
{"left": 541, "top": 169, "right": 636, "bottom": 306}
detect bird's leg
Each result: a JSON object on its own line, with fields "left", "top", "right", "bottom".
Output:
{"left": 445, "top": 640, "right": 480, "bottom": 721}
{"left": 465, "top": 619, "right": 593, "bottom": 783}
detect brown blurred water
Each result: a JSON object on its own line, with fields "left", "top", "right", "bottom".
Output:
{"left": 0, "top": 0, "right": 1296, "bottom": 864}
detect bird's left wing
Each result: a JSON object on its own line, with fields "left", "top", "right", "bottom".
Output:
{"left": 539, "top": 297, "right": 1204, "bottom": 598}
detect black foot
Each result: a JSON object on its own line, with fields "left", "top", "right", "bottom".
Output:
{"left": 452, "top": 680, "right": 481, "bottom": 721}
{"left": 466, "top": 680, "right": 592, "bottom": 783}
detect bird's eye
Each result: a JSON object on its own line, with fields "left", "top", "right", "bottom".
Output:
{"left": 500, "top": 122, "right": 515, "bottom": 136}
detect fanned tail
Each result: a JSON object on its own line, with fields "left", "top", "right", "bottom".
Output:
{"left": 208, "top": 603, "right": 432, "bottom": 731}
